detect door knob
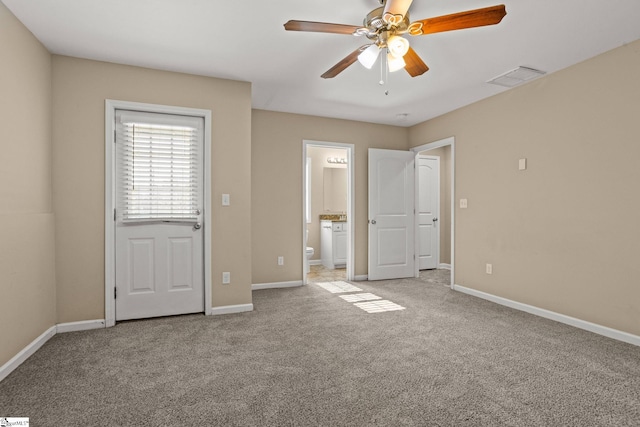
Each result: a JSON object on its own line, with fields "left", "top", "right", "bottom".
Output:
{"left": 193, "top": 222, "right": 201, "bottom": 230}
{"left": 433, "top": 218, "right": 438, "bottom": 222}
{"left": 370, "top": 220, "right": 377, "bottom": 225}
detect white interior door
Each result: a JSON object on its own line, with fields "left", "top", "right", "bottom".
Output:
{"left": 115, "top": 110, "right": 204, "bottom": 320}
{"left": 418, "top": 156, "right": 440, "bottom": 270}
{"left": 368, "top": 148, "right": 415, "bottom": 281}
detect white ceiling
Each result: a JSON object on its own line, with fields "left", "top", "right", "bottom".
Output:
{"left": 5, "top": 0, "right": 640, "bottom": 126}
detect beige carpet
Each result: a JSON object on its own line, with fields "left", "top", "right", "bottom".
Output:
{"left": 1, "top": 269, "right": 639, "bottom": 426}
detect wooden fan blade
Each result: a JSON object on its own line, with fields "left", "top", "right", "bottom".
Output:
{"left": 404, "top": 47, "right": 429, "bottom": 77}
{"left": 321, "top": 46, "right": 367, "bottom": 79}
{"left": 410, "top": 5, "right": 506, "bottom": 36}
{"left": 383, "top": 0, "right": 414, "bottom": 23}
{"left": 284, "top": 20, "right": 361, "bottom": 35}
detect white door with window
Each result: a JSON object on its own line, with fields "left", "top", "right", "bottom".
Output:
{"left": 368, "top": 148, "right": 415, "bottom": 280}
{"left": 418, "top": 156, "right": 439, "bottom": 270}
{"left": 115, "top": 110, "right": 204, "bottom": 320}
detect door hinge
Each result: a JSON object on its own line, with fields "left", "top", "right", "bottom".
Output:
{"left": 114, "top": 209, "right": 116, "bottom": 221}
{"left": 114, "top": 129, "right": 117, "bottom": 143}
{"left": 114, "top": 287, "right": 117, "bottom": 299}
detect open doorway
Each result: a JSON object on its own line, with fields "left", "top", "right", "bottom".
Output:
{"left": 302, "top": 140, "right": 354, "bottom": 284}
{"left": 412, "top": 137, "right": 455, "bottom": 288}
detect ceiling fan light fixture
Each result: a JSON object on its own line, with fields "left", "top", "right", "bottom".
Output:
{"left": 358, "top": 44, "right": 381, "bottom": 69}
{"left": 387, "top": 51, "right": 406, "bottom": 72}
{"left": 285, "top": 3, "right": 508, "bottom": 79}
{"left": 387, "top": 35, "right": 410, "bottom": 58}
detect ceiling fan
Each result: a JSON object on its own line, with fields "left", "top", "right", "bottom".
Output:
{"left": 284, "top": 0, "right": 507, "bottom": 78}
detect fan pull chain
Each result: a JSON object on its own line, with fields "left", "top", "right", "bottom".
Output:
{"left": 379, "top": 50, "right": 385, "bottom": 86}
{"left": 380, "top": 48, "right": 390, "bottom": 95}
{"left": 385, "top": 51, "right": 389, "bottom": 95}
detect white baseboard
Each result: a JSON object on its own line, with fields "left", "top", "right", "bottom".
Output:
{"left": 439, "top": 263, "right": 452, "bottom": 270}
{"left": 453, "top": 284, "right": 640, "bottom": 347}
{"left": 56, "top": 319, "right": 106, "bottom": 333}
{"left": 309, "top": 260, "right": 322, "bottom": 266}
{"left": 1, "top": 306, "right": 251, "bottom": 383}
{"left": 354, "top": 275, "right": 368, "bottom": 281}
{"left": 0, "top": 325, "right": 56, "bottom": 383}
{"left": 209, "top": 303, "right": 254, "bottom": 316}
{"left": 252, "top": 281, "right": 303, "bottom": 291}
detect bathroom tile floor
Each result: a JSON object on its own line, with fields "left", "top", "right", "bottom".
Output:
{"left": 307, "top": 264, "right": 346, "bottom": 283}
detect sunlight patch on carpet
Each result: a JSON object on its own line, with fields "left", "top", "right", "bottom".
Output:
{"left": 354, "top": 300, "right": 406, "bottom": 313}
{"left": 314, "top": 281, "right": 362, "bottom": 294}
{"left": 339, "top": 293, "right": 382, "bottom": 303}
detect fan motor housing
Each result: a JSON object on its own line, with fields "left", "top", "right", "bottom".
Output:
{"left": 363, "top": 7, "right": 411, "bottom": 41}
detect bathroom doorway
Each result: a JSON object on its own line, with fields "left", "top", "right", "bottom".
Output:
{"left": 302, "top": 140, "right": 354, "bottom": 284}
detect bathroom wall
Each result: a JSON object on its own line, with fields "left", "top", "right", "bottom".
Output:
{"left": 307, "top": 146, "right": 348, "bottom": 261}
{"left": 323, "top": 168, "right": 348, "bottom": 213}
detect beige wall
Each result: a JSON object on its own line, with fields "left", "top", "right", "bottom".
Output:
{"left": 52, "top": 56, "right": 252, "bottom": 322}
{"left": 409, "top": 40, "right": 640, "bottom": 336}
{"left": 252, "top": 110, "right": 408, "bottom": 283}
{"left": 0, "top": 3, "right": 56, "bottom": 366}
{"left": 307, "top": 146, "right": 348, "bottom": 261}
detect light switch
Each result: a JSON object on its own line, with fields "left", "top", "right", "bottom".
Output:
{"left": 222, "top": 272, "right": 231, "bottom": 284}
{"left": 519, "top": 158, "right": 527, "bottom": 170}
{"left": 460, "top": 198, "right": 468, "bottom": 209}
{"left": 222, "top": 194, "right": 230, "bottom": 206}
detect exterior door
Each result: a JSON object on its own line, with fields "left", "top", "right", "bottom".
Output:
{"left": 368, "top": 148, "right": 415, "bottom": 280}
{"left": 418, "top": 156, "right": 440, "bottom": 270}
{"left": 115, "top": 109, "right": 204, "bottom": 320}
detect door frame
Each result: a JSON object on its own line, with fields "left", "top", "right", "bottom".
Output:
{"left": 412, "top": 137, "right": 455, "bottom": 288}
{"left": 302, "top": 140, "right": 355, "bottom": 284}
{"left": 104, "top": 99, "right": 212, "bottom": 327}
{"left": 417, "top": 154, "right": 440, "bottom": 271}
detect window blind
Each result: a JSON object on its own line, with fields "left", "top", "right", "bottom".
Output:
{"left": 115, "top": 110, "right": 203, "bottom": 223}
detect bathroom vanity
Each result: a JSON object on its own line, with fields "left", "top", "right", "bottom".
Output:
{"left": 320, "top": 220, "right": 348, "bottom": 269}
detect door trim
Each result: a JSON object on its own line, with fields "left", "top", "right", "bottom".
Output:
{"left": 411, "top": 137, "right": 455, "bottom": 289}
{"left": 105, "top": 99, "right": 212, "bottom": 327}
{"left": 302, "top": 140, "right": 355, "bottom": 284}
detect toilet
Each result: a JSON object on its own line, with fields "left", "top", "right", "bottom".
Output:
{"left": 305, "top": 230, "right": 314, "bottom": 274}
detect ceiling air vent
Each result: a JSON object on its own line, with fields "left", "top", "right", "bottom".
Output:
{"left": 487, "top": 66, "right": 546, "bottom": 87}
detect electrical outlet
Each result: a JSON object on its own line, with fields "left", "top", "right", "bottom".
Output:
{"left": 222, "top": 194, "right": 230, "bottom": 206}
{"left": 486, "top": 264, "right": 493, "bottom": 275}
{"left": 278, "top": 256, "right": 284, "bottom": 266}
{"left": 222, "top": 272, "right": 231, "bottom": 284}
{"left": 460, "top": 198, "right": 468, "bottom": 209}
